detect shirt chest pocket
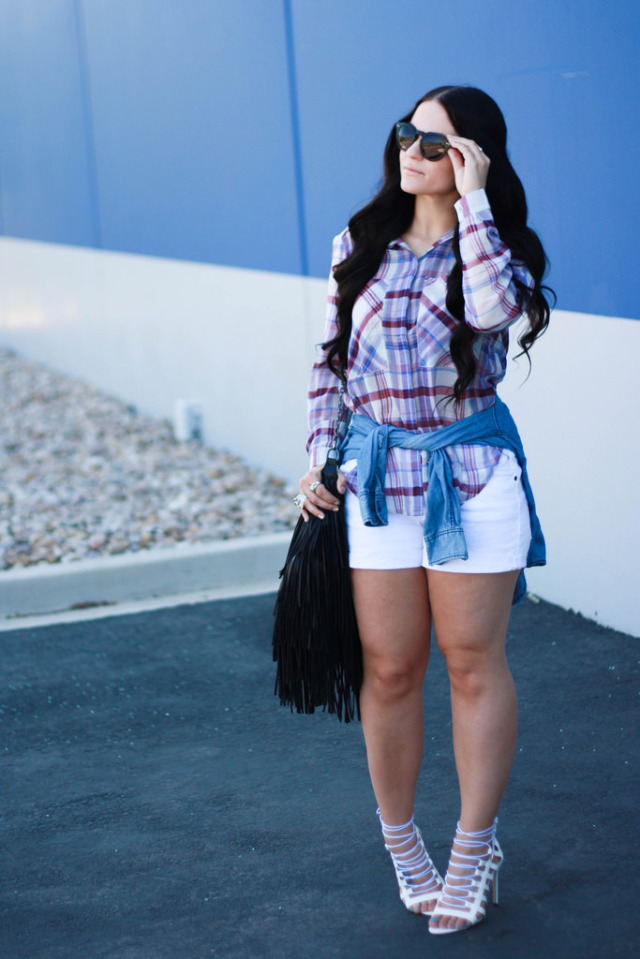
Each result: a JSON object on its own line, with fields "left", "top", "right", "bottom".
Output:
{"left": 414, "top": 277, "right": 459, "bottom": 368}
{"left": 348, "top": 276, "right": 394, "bottom": 376}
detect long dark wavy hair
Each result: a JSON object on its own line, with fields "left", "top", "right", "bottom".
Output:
{"left": 325, "top": 85, "right": 554, "bottom": 402}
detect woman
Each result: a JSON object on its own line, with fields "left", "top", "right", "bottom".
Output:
{"left": 295, "top": 85, "right": 552, "bottom": 934}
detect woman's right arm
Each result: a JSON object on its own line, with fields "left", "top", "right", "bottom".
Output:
{"left": 299, "top": 231, "right": 351, "bottom": 520}
{"left": 306, "top": 230, "right": 351, "bottom": 466}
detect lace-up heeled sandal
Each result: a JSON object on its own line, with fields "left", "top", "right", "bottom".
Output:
{"left": 377, "top": 808, "right": 443, "bottom": 916}
{"left": 429, "top": 818, "right": 503, "bottom": 935}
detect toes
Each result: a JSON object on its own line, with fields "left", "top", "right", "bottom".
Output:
{"left": 409, "top": 900, "right": 436, "bottom": 915}
{"left": 430, "top": 913, "right": 470, "bottom": 931}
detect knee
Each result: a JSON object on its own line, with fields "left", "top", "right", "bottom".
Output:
{"left": 365, "top": 657, "right": 425, "bottom": 704}
{"left": 443, "top": 648, "right": 496, "bottom": 700}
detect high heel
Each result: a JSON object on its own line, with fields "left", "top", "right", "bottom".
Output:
{"left": 429, "top": 818, "right": 503, "bottom": 935}
{"left": 377, "top": 808, "right": 443, "bottom": 916}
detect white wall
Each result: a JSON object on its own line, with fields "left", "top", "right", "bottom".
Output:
{"left": 0, "top": 236, "right": 323, "bottom": 485}
{"left": 1, "top": 236, "right": 638, "bottom": 637}
{"left": 499, "top": 311, "right": 639, "bottom": 639}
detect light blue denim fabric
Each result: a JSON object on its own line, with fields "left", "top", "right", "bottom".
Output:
{"left": 339, "top": 396, "right": 545, "bottom": 604}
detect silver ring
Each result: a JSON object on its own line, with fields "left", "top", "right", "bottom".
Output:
{"left": 309, "top": 481, "right": 321, "bottom": 492}
{"left": 478, "top": 146, "right": 484, "bottom": 152}
{"left": 293, "top": 493, "right": 307, "bottom": 509}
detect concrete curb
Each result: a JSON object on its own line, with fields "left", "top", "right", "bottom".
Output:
{"left": 0, "top": 533, "right": 291, "bottom": 619}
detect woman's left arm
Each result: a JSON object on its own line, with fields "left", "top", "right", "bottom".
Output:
{"left": 448, "top": 136, "right": 535, "bottom": 333}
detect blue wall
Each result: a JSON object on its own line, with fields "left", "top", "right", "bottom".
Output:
{"left": 0, "top": 0, "right": 638, "bottom": 319}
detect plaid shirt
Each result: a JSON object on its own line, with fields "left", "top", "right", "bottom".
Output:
{"left": 307, "top": 188, "right": 535, "bottom": 515}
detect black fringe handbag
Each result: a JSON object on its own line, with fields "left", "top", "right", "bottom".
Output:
{"left": 272, "top": 445, "right": 362, "bottom": 723}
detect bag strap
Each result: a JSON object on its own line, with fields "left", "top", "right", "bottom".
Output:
{"left": 323, "top": 378, "right": 346, "bottom": 482}
{"left": 329, "top": 377, "right": 347, "bottom": 456}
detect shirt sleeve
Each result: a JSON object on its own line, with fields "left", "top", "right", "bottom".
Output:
{"left": 454, "top": 188, "right": 535, "bottom": 333}
{"left": 306, "top": 230, "right": 352, "bottom": 468}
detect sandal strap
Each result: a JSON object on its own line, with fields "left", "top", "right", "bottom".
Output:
{"left": 432, "top": 819, "right": 502, "bottom": 920}
{"left": 377, "top": 809, "right": 442, "bottom": 900}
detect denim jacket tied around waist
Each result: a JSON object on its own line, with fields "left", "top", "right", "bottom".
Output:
{"left": 339, "top": 396, "right": 545, "bottom": 605}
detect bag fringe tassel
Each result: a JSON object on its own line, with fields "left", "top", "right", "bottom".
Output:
{"left": 272, "top": 457, "right": 362, "bottom": 723}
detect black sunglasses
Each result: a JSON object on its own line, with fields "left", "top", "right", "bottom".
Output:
{"left": 395, "top": 121, "right": 451, "bottom": 161}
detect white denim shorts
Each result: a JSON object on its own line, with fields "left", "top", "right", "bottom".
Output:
{"left": 344, "top": 450, "right": 531, "bottom": 572}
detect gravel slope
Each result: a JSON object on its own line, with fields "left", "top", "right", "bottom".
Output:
{"left": 0, "top": 348, "right": 297, "bottom": 570}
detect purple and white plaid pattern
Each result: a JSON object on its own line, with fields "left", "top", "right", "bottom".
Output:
{"left": 307, "top": 188, "right": 535, "bottom": 515}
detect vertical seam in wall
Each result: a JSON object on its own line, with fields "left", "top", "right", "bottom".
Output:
{"left": 0, "top": 83, "right": 4, "bottom": 233}
{"left": 282, "top": 0, "right": 308, "bottom": 276}
{"left": 0, "top": 164, "right": 5, "bottom": 235}
{"left": 72, "top": 0, "right": 102, "bottom": 248}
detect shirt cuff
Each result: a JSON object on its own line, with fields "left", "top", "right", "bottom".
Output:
{"left": 454, "top": 188, "right": 492, "bottom": 222}
{"left": 309, "top": 446, "right": 332, "bottom": 470}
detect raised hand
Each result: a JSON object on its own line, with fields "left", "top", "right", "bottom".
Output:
{"left": 446, "top": 135, "right": 490, "bottom": 197}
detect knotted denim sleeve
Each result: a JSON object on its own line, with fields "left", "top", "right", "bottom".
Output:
{"left": 345, "top": 418, "right": 473, "bottom": 564}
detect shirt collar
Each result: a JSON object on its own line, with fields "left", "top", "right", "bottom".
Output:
{"left": 389, "top": 227, "right": 455, "bottom": 257}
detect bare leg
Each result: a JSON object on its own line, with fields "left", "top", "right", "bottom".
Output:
{"left": 352, "top": 568, "right": 440, "bottom": 913}
{"left": 352, "top": 568, "right": 431, "bottom": 821}
{"left": 427, "top": 569, "right": 519, "bottom": 932}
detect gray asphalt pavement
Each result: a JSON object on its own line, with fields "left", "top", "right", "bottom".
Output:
{"left": 1, "top": 593, "right": 638, "bottom": 959}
